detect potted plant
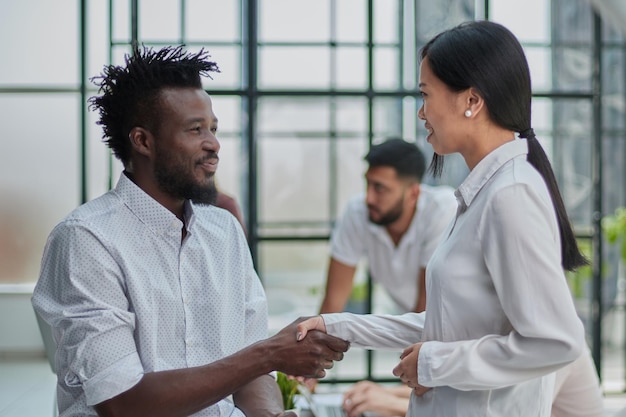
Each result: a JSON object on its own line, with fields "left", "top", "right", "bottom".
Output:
{"left": 276, "top": 371, "right": 300, "bottom": 411}
{"left": 345, "top": 281, "right": 369, "bottom": 313}
{"left": 603, "top": 206, "right": 626, "bottom": 265}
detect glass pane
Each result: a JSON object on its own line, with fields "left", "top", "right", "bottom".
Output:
{"left": 259, "top": 0, "right": 330, "bottom": 42}
{"left": 186, "top": 0, "right": 239, "bottom": 42}
{"left": 335, "top": 137, "right": 370, "bottom": 218}
{"left": 558, "top": 136, "right": 593, "bottom": 228}
{"left": 374, "top": 0, "right": 400, "bottom": 44}
{"left": 258, "top": 137, "right": 330, "bottom": 226}
{"left": 415, "top": 0, "right": 475, "bottom": 41}
{"left": 531, "top": 98, "right": 554, "bottom": 156}
{"left": 374, "top": 47, "right": 400, "bottom": 90}
{"left": 138, "top": 0, "right": 181, "bottom": 41}
{"left": 215, "top": 136, "right": 245, "bottom": 212}
{"left": 336, "top": 0, "right": 367, "bottom": 43}
{"left": 402, "top": 97, "right": 420, "bottom": 141}
{"left": 491, "top": 0, "right": 550, "bottom": 43}
{"left": 111, "top": 0, "right": 131, "bottom": 41}
{"left": 260, "top": 241, "right": 329, "bottom": 331}
{"left": 552, "top": 99, "right": 594, "bottom": 228}
{"left": 336, "top": 47, "right": 368, "bottom": 90}
{"left": 336, "top": 97, "right": 368, "bottom": 134}
{"left": 87, "top": 1, "right": 110, "bottom": 79}
{"left": 553, "top": 47, "right": 593, "bottom": 92}
{"left": 603, "top": 48, "right": 625, "bottom": 130}
{"left": 553, "top": 0, "right": 593, "bottom": 44}
{"left": 526, "top": 46, "right": 552, "bottom": 92}
{"left": 258, "top": 98, "right": 329, "bottom": 133}
{"left": 0, "top": 1, "right": 78, "bottom": 85}
{"left": 212, "top": 96, "right": 242, "bottom": 134}
{"left": 602, "top": 136, "right": 626, "bottom": 212}
{"left": 86, "top": 108, "right": 120, "bottom": 201}
{"left": 0, "top": 94, "right": 80, "bottom": 284}
{"left": 259, "top": 46, "right": 330, "bottom": 89}
{"left": 212, "top": 96, "right": 244, "bottom": 207}
{"left": 200, "top": 46, "right": 241, "bottom": 90}
{"left": 112, "top": 45, "right": 133, "bottom": 67}
{"left": 373, "top": 97, "right": 404, "bottom": 137}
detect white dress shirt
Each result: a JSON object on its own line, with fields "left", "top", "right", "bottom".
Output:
{"left": 32, "top": 173, "right": 267, "bottom": 417}
{"left": 322, "top": 139, "right": 585, "bottom": 417}
{"left": 330, "top": 185, "right": 457, "bottom": 311}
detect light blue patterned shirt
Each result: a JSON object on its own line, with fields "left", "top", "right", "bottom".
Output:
{"left": 33, "top": 173, "right": 267, "bottom": 417}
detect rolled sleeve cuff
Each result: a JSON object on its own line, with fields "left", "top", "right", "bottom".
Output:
{"left": 83, "top": 351, "right": 144, "bottom": 406}
{"left": 418, "top": 341, "right": 440, "bottom": 387}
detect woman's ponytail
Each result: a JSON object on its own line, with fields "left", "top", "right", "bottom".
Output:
{"left": 521, "top": 129, "right": 588, "bottom": 271}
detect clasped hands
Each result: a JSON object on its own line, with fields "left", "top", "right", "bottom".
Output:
{"left": 296, "top": 316, "right": 431, "bottom": 396}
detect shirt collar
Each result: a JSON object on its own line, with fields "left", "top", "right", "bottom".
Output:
{"left": 455, "top": 139, "right": 528, "bottom": 210}
{"left": 114, "top": 172, "right": 196, "bottom": 235}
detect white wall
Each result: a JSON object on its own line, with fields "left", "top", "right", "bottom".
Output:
{"left": 0, "top": 284, "right": 45, "bottom": 356}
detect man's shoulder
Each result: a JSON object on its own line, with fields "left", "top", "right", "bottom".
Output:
{"left": 343, "top": 194, "right": 367, "bottom": 213}
{"left": 420, "top": 184, "right": 457, "bottom": 207}
{"left": 337, "top": 195, "right": 370, "bottom": 225}
{"left": 62, "top": 190, "right": 122, "bottom": 224}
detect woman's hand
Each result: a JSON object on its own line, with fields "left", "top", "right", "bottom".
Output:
{"left": 295, "top": 315, "right": 327, "bottom": 341}
{"left": 392, "top": 343, "right": 431, "bottom": 396}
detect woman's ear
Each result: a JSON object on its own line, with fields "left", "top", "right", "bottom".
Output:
{"left": 128, "top": 127, "right": 154, "bottom": 158}
{"left": 466, "top": 87, "right": 485, "bottom": 117}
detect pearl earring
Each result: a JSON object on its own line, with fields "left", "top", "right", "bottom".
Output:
{"left": 464, "top": 110, "right": 472, "bottom": 118}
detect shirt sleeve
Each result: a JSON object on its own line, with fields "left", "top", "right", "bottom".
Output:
{"left": 32, "top": 221, "right": 144, "bottom": 406}
{"left": 418, "top": 183, "right": 585, "bottom": 391}
{"left": 329, "top": 201, "right": 366, "bottom": 267}
{"left": 322, "top": 312, "right": 424, "bottom": 350}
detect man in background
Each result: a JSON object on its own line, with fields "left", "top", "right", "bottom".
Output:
{"left": 319, "top": 138, "right": 456, "bottom": 315}
{"left": 316, "top": 138, "right": 456, "bottom": 417}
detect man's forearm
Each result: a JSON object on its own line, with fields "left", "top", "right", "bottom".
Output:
{"left": 93, "top": 322, "right": 349, "bottom": 417}
{"left": 95, "top": 341, "right": 276, "bottom": 417}
{"left": 234, "top": 374, "right": 284, "bottom": 417}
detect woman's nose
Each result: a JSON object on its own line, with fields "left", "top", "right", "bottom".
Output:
{"left": 417, "top": 105, "right": 425, "bottom": 120}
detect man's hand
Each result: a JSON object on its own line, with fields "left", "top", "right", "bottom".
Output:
{"left": 392, "top": 343, "right": 430, "bottom": 396}
{"left": 342, "top": 381, "right": 410, "bottom": 417}
{"left": 276, "top": 412, "right": 298, "bottom": 417}
{"left": 269, "top": 317, "right": 349, "bottom": 379}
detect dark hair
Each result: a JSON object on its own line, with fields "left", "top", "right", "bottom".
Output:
{"left": 89, "top": 45, "right": 220, "bottom": 166}
{"left": 364, "top": 138, "right": 426, "bottom": 182}
{"left": 419, "top": 21, "right": 586, "bottom": 271}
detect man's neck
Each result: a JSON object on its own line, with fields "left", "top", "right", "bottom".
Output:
{"left": 386, "top": 204, "right": 417, "bottom": 246}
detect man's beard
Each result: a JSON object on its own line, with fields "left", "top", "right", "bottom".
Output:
{"left": 154, "top": 149, "right": 218, "bottom": 205}
{"left": 368, "top": 195, "right": 404, "bottom": 226}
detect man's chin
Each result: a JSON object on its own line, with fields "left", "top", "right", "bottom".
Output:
{"left": 368, "top": 215, "right": 382, "bottom": 224}
{"left": 188, "top": 183, "right": 218, "bottom": 206}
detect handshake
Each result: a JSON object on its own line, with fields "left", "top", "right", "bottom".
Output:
{"left": 266, "top": 316, "right": 347, "bottom": 379}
